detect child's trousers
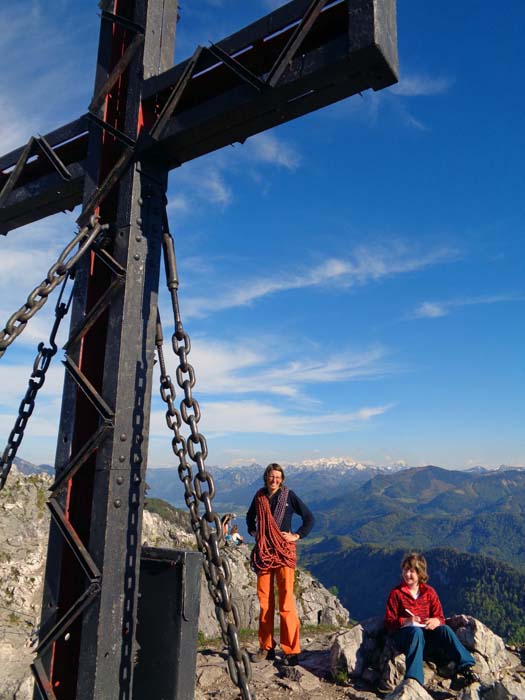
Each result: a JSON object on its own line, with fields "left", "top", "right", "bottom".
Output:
{"left": 393, "top": 624, "right": 475, "bottom": 685}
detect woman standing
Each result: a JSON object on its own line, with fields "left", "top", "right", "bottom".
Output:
{"left": 246, "top": 463, "right": 314, "bottom": 666}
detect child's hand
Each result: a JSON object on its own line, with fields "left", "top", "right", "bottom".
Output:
{"left": 425, "top": 617, "right": 441, "bottom": 630}
{"left": 403, "top": 608, "right": 421, "bottom": 624}
{"left": 401, "top": 614, "right": 421, "bottom": 626}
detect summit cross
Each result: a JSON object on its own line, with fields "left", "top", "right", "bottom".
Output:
{"left": 0, "top": 2, "right": 398, "bottom": 699}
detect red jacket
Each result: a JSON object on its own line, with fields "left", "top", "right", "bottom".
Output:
{"left": 384, "top": 582, "right": 445, "bottom": 631}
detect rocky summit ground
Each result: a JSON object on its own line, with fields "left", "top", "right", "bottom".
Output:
{"left": 2, "top": 468, "right": 525, "bottom": 700}
{"left": 195, "top": 631, "right": 354, "bottom": 700}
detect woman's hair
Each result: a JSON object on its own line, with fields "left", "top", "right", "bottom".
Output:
{"left": 401, "top": 552, "right": 429, "bottom": 583}
{"left": 263, "top": 462, "right": 285, "bottom": 484}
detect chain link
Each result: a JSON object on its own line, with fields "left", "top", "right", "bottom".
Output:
{"left": 0, "top": 215, "right": 107, "bottom": 358}
{"left": 0, "top": 274, "right": 74, "bottom": 491}
{"left": 156, "top": 220, "right": 253, "bottom": 700}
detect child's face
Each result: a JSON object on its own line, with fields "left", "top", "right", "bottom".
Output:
{"left": 402, "top": 566, "right": 420, "bottom": 587}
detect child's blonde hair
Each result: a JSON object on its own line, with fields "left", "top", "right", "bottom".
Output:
{"left": 401, "top": 552, "right": 429, "bottom": 583}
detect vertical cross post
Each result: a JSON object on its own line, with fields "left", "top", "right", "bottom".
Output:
{"left": 35, "top": 2, "right": 178, "bottom": 699}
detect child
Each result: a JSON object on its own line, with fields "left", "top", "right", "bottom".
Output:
{"left": 231, "top": 525, "right": 244, "bottom": 545}
{"left": 384, "top": 552, "right": 480, "bottom": 689}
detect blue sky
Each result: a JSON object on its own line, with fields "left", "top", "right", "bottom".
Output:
{"left": 0, "top": 1, "right": 523, "bottom": 470}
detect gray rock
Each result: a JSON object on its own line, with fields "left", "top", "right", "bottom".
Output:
{"left": 481, "top": 674, "right": 525, "bottom": 700}
{"left": 386, "top": 678, "right": 434, "bottom": 700}
{"left": 329, "top": 614, "right": 525, "bottom": 699}
{"left": 0, "top": 468, "right": 350, "bottom": 699}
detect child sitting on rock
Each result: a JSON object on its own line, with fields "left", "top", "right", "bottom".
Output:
{"left": 383, "top": 552, "right": 480, "bottom": 691}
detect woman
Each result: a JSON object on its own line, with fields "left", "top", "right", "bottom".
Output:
{"left": 246, "top": 463, "right": 314, "bottom": 666}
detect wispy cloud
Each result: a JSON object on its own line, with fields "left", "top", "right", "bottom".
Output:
{"left": 389, "top": 75, "right": 452, "bottom": 97}
{"left": 0, "top": 4, "right": 96, "bottom": 149}
{"left": 167, "top": 130, "right": 300, "bottom": 215}
{"left": 0, "top": 214, "right": 77, "bottom": 357}
{"left": 241, "top": 132, "right": 301, "bottom": 171}
{"left": 184, "top": 243, "right": 460, "bottom": 318}
{"left": 411, "top": 294, "right": 524, "bottom": 319}
{"left": 150, "top": 399, "right": 392, "bottom": 437}
{"left": 154, "top": 337, "right": 395, "bottom": 401}
{"left": 324, "top": 71, "right": 451, "bottom": 132}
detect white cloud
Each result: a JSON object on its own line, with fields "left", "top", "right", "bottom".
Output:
{"left": 0, "top": 214, "right": 77, "bottom": 356}
{"left": 0, "top": 365, "right": 65, "bottom": 410}
{"left": 184, "top": 243, "right": 460, "bottom": 318}
{"left": 167, "top": 129, "right": 301, "bottom": 216}
{"left": 150, "top": 399, "right": 392, "bottom": 437}
{"left": 412, "top": 294, "right": 524, "bottom": 320}
{"left": 167, "top": 193, "right": 191, "bottom": 214}
{"left": 154, "top": 337, "right": 394, "bottom": 400}
{"left": 389, "top": 75, "right": 451, "bottom": 97}
{"left": 414, "top": 302, "right": 447, "bottom": 319}
{"left": 242, "top": 132, "right": 301, "bottom": 171}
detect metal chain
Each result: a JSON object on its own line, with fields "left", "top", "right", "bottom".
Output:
{"left": 0, "top": 274, "right": 74, "bottom": 491}
{"left": 0, "top": 215, "right": 107, "bottom": 358}
{"left": 156, "top": 220, "right": 253, "bottom": 700}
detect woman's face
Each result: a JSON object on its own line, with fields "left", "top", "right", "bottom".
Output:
{"left": 265, "top": 469, "right": 283, "bottom": 495}
{"left": 402, "top": 566, "right": 420, "bottom": 588}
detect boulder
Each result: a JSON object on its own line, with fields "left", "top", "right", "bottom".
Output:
{"left": 329, "top": 616, "right": 524, "bottom": 698}
{"left": 0, "top": 468, "right": 350, "bottom": 698}
{"left": 385, "top": 678, "right": 434, "bottom": 700}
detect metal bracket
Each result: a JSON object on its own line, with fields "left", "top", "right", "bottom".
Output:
{"left": 206, "top": 44, "right": 267, "bottom": 93}
{"left": 35, "top": 582, "right": 101, "bottom": 656}
{"left": 0, "top": 135, "right": 72, "bottom": 209}
{"left": 87, "top": 112, "right": 137, "bottom": 149}
{"left": 50, "top": 422, "right": 113, "bottom": 493}
{"left": 101, "top": 10, "right": 145, "bottom": 35}
{"left": 64, "top": 276, "right": 125, "bottom": 351}
{"left": 31, "top": 657, "right": 59, "bottom": 700}
{"left": 266, "top": 0, "right": 330, "bottom": 87}
{"left": 89, "top": 32, "right": 145, "bottom": 113}
{"left": 77, "top": 145, "right": 135, "bottom": 227}
{"left": 47, "top": 499, "right": 102, "bottom": 581}
{"left": 148, "top": 46, "right": 205, "bottom": 142}
{"left": 62, "top": 357, "right": 115, "bottom": 421}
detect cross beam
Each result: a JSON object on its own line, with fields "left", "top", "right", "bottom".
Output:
{"left": 0, "top": 0, "right": 397, "bottom": 234}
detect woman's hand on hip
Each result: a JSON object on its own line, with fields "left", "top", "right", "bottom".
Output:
{"left": 281, "top": 531, "right": 299, "bottom": 543}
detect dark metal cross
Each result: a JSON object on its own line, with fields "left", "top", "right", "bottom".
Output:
{"left": 0, "top": 1, "right": 397, "bottom": 699}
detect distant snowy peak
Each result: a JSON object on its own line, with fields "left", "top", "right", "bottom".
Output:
{"left": 284, "top": 457, "right": 404, "bottom": 473}
{"left": 212, "top": 457, "right": 407, "bottom": 473}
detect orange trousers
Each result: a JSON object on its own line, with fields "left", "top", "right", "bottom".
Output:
{"left": 256, "top": 566, "right": 300, "bottom": 655}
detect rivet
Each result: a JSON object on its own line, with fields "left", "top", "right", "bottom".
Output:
{"left": 134, "top": 253, "right": 140, "bottom": 261}
{"left": 135, "top": 235, "right": 142, "bottom": 242}
{"left": 136, "top": 218, "right": 142, "bottom": 225}
{"left": 120, "top": 433, "right": 127, "bottom": 442}
{"left": 114, "top": 499, "right": 122, "bottom": 508}
{"left": 116, "top": 476, "right": 124, "bottom": 485}
{"left": 119, "top": 455, "right": 126, "bottom": 463}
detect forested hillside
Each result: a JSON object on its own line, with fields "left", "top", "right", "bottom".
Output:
{"left": 310, "top": 466, "right": 525, "bottom": 568}
{"left": 301, "top": 542, "right": 525, "bottom": 644}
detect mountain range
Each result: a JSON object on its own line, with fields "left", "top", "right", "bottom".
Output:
{"left": 309, "top": 465, "right": 525, "bottom": 569}
{"left": 11, "top": 456, "right": 525, "bottom": 642}
{"left": 144, "top": 458, "right": 406, "bottom": 512}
